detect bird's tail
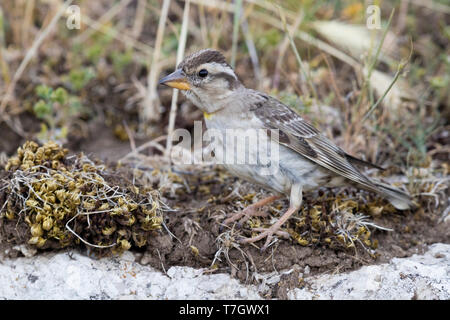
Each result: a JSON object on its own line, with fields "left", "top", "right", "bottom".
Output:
{"left": 373, "top": 181, "right": 413, "bottom": 210}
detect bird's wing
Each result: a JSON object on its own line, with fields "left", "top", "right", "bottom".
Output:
{"left": 253, "top": 95, "right": 381, "bottom": 192}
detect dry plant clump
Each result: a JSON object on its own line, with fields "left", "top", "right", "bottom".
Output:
{"left": 0, "top": 141, "right": 164, "bottom": 255}
{"left": 220, "top": 189, "right": 391, "bottom": 255}
{"left": 142, "top": 151, "right": 447, "bottom": 255}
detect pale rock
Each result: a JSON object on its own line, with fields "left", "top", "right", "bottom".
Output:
{"left": 288, "top": 243, "right": 450, "bottom": 300}
{"left": 0, "top": 243, "right": 448, "bottom": 300}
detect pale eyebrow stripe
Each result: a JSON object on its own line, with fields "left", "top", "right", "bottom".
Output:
{"left": 198, "top": 62, "right": 237, "bottom": 79}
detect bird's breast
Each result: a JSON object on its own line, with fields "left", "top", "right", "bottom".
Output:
{"left": 202, "top": 113, "right": 341, "bottom": 194}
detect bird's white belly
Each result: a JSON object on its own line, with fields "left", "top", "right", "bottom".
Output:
{"left": 205, "top": 116, "right": 337, "bottom": 195}
{"left": 222, "top": 146, "right": 333, "bottom": 195}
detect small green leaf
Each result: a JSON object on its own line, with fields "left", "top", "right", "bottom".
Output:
{"left": 67, "top": 96, "right": 83, "bottom": 116}
{"left": 36, "top": 85, "right": 53, "bottom": 100}
{"left": 51, "top": 87, "right": 68, "bottom": 105}
{"left": 68, "top": 67, "right": 96, "bottom": 91}
{"left": 430, "top": 76, "right": 448, "bottom": 89}
{"left": 33, "top": 100, "right": 52, "bottom": 119}
{"left": 86, "top": 44, "right": 104, "bottom": 64}
{"left": 60, "top": 126, "right": 68, "bottom": 139}
{"left": 111, "top": 49, "right": 133, "bottom": 74}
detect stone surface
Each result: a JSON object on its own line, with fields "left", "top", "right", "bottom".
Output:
{"left": 0, "top": 251, "right": 260, "bottom": 300}
{"left": 288, "top": 243, "right": 450, "bottom": 300}
{"left": 0, "top": 243, "right": 448, "bottom": 300}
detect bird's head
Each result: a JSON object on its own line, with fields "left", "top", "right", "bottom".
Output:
{"left": 158, "top": 49, "right": 242, "bottom": 112}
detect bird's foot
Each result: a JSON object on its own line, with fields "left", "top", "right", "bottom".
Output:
{"left": 223, "top": 206, "right": 269, "bottom": 226}
{"left": 223, "top": 195, "right": 281, "bottom": 226}
{"left": 240, "top": 226, "right": 290, "bottom": 251}
{"left": 238, "top": 205, "right": 299, "bottom": 251}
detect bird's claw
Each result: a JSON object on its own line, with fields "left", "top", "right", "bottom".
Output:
{"left": 223, "top": 207, "right": 267, "bottom": 225}
{"left": 223, "top": 195, "right": 280, "bottom": 226}
{"left": 239, "top": 226, "right": 290, "bottom": 251}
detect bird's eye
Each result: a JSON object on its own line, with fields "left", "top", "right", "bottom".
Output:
{"left": 198, "top": 69, "right": 208, "bottom": 78}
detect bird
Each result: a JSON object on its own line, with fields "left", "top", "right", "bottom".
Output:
{"left": 158, "top": 48, "right": 412, "bottom": 250}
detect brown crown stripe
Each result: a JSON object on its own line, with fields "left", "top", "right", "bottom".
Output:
{"left": 178, "top": 49, "right": 229, "bottom": 70}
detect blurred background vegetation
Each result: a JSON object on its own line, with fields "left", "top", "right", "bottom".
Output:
{"left": 0, "top": 0, "right": 448, "bottom": 174}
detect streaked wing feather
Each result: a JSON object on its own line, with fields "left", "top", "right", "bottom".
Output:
{"left": 345, "top": 154, "right": 385, "bottom": 170}
{"left": 254, "top": 97, "right": 380, "bottom": 192}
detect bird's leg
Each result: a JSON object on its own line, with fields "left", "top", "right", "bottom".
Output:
{"left": 240, "top": 184, "right": 303, "bottom": 251}
{"left": 224, "top": 195, "right": 281, "bottom": 225}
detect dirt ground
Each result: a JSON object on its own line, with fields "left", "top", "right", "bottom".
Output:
{"left": 149, "top": 180, "right": 448, "bottom": 299}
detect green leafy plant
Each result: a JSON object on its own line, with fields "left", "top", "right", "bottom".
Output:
{"left": 111, "top": 49, "right": 134, "bottom": 74}
{"left": 32, "top": 85, "right": 86, "bottom": 144}
{"left": 66, "top": 67, "right": 96, "bottom": 91}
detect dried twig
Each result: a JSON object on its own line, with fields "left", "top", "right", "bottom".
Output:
{"left": 143, "top": 0, "right": 171, "bottom": 123}
{"left": 277, "top": 5, "right": 317, "bottom": 101}
{"left": 73, "top": 0, "right": 133, "bottom": 43}
{"left": 272, "top": 8, "right": 304, "bottom": 89}
{"left": 241, "top": 16, "right": 260, "bottom": 89}
{"left": 131, "top": 0, "right": 147, "bottom": 39}
{"left": 165, "top": 0, "right": 190, "bottom": 157}
{"left": 230, "top": 0, "right": 242, "bottom": 68}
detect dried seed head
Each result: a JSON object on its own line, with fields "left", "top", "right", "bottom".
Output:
{"left": 2, "top": 140, "right": 164, "bottom": 254}
{"left": 43, "top": 217, "right": 54, "bottom": 231}
{"left": 31, "top": 224, "right": 43, "bottom": 237}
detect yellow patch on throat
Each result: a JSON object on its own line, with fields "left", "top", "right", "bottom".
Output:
{"left": 203, "top": 111, "right": 213, "bottom": 120}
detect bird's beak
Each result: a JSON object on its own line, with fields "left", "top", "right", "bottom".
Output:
{"left": 158, "top": 69, "right": 191, "bottom": 90}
